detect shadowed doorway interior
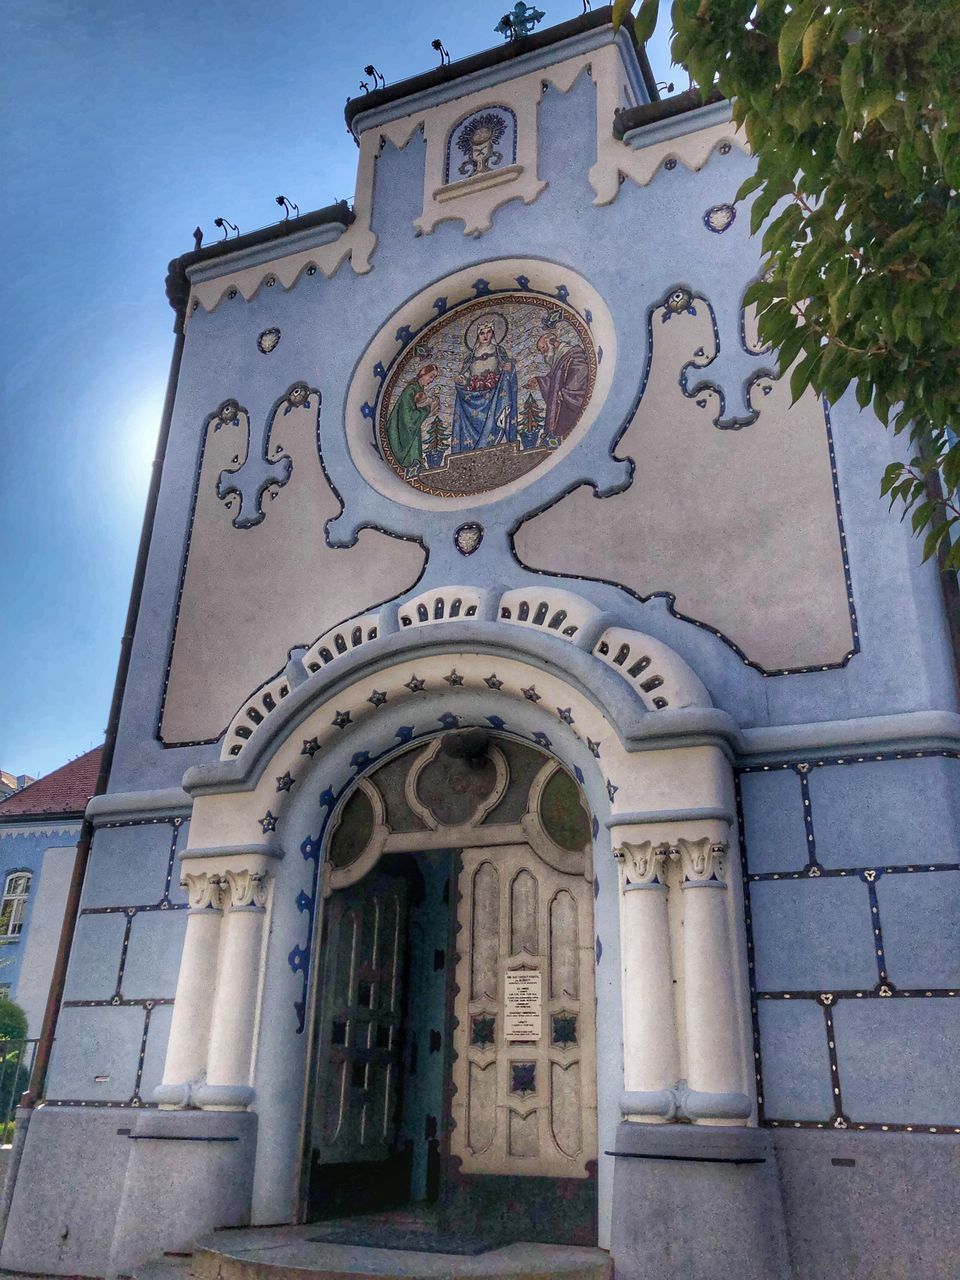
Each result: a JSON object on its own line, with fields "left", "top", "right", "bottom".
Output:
{"left": 304, "top": 731, "right": 598, "bottom": 1246}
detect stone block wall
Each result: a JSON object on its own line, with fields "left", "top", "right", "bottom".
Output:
{"left": 739, "top": 753, "right": 960, "bottom": 1135}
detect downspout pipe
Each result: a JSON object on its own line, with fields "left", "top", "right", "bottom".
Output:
{"left": 0, "top": 255, "right": 190, "bottom": 1235}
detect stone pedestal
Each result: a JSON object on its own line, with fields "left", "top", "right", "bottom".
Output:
{"left": 107, "top": 1108, "right": 258, "bottom": 1277}
{"left": 609, "top": 1122, "right": 791, "bottom": 1280}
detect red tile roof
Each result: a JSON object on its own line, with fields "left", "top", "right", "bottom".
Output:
{"left": 0, "top": 747, "right": 104, "bottom": 819}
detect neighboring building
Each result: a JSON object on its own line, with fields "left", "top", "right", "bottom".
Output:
{"left": 0, "top": 772, "right": 35, "bottom": 802}
{"left": 2, "top": 8, "right": 958, "bottom": 1280}
{"left": 0, "top": 748, "right": 102, "bottom": 1033}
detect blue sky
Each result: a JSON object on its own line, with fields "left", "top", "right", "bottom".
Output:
{"left": 0, "top": 1, "right": 674, "bottom": 780}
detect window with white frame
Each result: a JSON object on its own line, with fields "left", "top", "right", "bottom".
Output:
{"left": 0, "top": 873, "right": 31, "bottom": 939}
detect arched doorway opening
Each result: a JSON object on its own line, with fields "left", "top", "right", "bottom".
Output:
{"left": 303, "top": 730, "right": 598, "bottom": 1246}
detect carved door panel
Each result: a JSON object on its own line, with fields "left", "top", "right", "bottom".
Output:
{"left": 312, "top": 873, "right": 407, "bottom": 1165}
{"left": 450, "top": 843, "right": 597, "bottom": 1179}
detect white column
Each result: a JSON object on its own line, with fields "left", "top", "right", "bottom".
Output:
{"left": 202, "top": 868, "right": 269, "bottom": 1107}
{"left": 156, "top": 872, "right": 224, "bottom": 1105}
{"left": 679, "top": 837, "right": 745, "bottom": 1106}
{"left": 615, "top": 840, "right": 680, "bottom": 1119}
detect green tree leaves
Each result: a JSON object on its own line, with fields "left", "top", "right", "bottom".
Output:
{"left": 614, "top": 0, "right": 960, "bottom": 573}
{"left": 0, "top": 998, "right": 27, "bottom": 1044}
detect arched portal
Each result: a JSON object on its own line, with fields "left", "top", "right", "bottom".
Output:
{"left": 153, "top": 616, "right": 755, "bottom": 1253}
{"left": 304, "top": 732, "right": 598, "bottom": 1244}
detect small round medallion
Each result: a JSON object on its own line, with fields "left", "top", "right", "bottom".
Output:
{"left": 258, "top": 327, "right": 281, "bottom": 353}
{"left": 704, "top": 203, "right": 736, "bottom": 234}
{"left": 454, "top": 522, "right": 484, "bottom": 556}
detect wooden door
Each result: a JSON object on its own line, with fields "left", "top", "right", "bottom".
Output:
{"left": 311, "top": 873, "right": 407, "bottom": 1169}
{"left": 450, "top": 842, "right": 597, "bottom": 1181}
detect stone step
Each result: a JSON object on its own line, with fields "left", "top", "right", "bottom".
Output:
{"left": 190, "top": 1224, "right": 612, "bottom": 1280}
{"left": 130, "top": 1254, "right": 197, "bottom": 1280}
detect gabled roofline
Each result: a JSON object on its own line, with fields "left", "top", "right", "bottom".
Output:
{"left": 612, "top": 87, "right": 725, "bottom": 140}
{"left": 344, "top": 5, "right": 658, "bottom": 138}
{"left": 165, "top": 200, "right": 355, "bottom": 318}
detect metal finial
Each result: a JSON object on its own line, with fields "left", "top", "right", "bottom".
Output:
{"left": 275, "top": 195, "right": 300, "bottom": 220}
{"left": 363, "top": 64, "right": 385, "bottom": 88}
{"left": 495, "top": 3, "right": 545, "bottom": 41}
{"left": 431, "top": 38, "right": 451, "bottom": 65}
{"left": 192, "top": 227, "right": 203, "bottom": 250}
{"left": 214, "top": 217, "right": 240, "bottom": 240}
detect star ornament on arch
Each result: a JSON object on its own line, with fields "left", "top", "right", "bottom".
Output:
{"left": 301, "top": 737, "right": 320, "bottom": 757}
{"left": 484, "top": 674, "right": 504, "bottom": 690}
{"left": 444, "top": 670, "right": 464, "bottom": 686}
{"left": 405, "top": 675, "right": 427, "bottom": 693}
{"left": 276, "top": 772, "right": 295, "bottom": 792}
{"left": 367, "top": 689, "right": 388, "bottom": 708}
{"left": 260, "top": 811, "right": 278, "bottom": 833}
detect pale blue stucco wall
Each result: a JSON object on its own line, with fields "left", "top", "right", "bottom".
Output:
{"left": 20, "top": 29, "right": 959, "bottom": 1280}
{"left": 51, "top": 50, "right": 959, "bottom": 1147}
{"left": 0, "top": 824, "right": 76, "bottom": 1008}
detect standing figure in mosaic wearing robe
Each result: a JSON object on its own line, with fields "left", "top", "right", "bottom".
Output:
{"left": 527, "top": 330, "right": 589, "bottom": 442}
{"left": 451, "top": 313, "right": 518, "bottom": 454}
{"left": 386, "top": 364, "right": 439, "bottom": 476}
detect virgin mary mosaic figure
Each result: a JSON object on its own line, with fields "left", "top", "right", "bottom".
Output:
{"left": 452, "top": 312, "right": 518, "bottom": 454}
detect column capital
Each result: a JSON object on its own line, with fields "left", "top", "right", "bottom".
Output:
{"left": 182, "top": 871, "right": 227, "bottom": 911}
{"left": 223, "top": 867, "right": 269, "bottom": 910}
{"left": 613, "top": 840, "right": 675, "bottom": 888}
{"left": 677, "top": 836, "right": 727, "bottom": 886}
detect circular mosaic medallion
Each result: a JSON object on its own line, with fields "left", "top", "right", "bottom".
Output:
{"left": 376, "top": 293, "right": 597, "bottom": 498}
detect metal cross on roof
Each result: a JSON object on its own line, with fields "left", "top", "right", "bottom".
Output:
{"left": 495, "top": 3, "right": 546, "bottom": 41}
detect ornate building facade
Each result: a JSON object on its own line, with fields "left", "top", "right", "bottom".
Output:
{"left": 2, "top": 9, "right": 957, "bottom": 1278}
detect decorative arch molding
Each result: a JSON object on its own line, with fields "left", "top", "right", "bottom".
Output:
{"left": 186, "top": 626, "right": 732, "bottom": 853}
{"left": 221, "top": 585, "right": 712, "bottom": 762}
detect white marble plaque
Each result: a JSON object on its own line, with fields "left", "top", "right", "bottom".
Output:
{"left": 504, "top": 970, "right": 542, "bottom": 1041}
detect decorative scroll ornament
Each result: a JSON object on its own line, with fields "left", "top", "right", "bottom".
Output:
{"left": 224, "top": 868, "right": 269, "bottom": 909}
{"left": 183, "top": 872, "right": 226, "bottom": 911}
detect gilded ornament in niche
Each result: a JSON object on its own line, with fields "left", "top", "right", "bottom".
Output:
{"left": 445, "top": 106, "right": 517, "bottom": 182}
{"left": 377, "top": 294, "right": 597, "bottom": 498}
